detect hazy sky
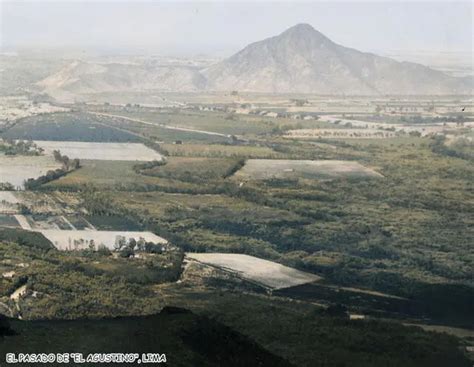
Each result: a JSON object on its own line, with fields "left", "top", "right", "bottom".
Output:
{"left": 1, "top": 0, "right": 472, "bottom": 57}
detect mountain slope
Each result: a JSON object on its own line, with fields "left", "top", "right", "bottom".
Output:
{"left": 203, "top": 23, "right": 472, "bottom": 95}
{"left": 37, "top": 60, "right": 206, "bottom": 99}
{"left": 36, "top": 24, "right": 472, "bottom": 97}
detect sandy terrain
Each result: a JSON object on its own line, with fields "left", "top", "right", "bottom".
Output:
{"left": 0, "top": 155, "right": 62, "bottom": 189}
{"left": 234, "top": 159, "right": 382, "bottom": 180}
{"left": 186, "top": 253, "right": 320, "bottom": 289}
{"left": 13, "top": 215, "right": 31, "bottom": 230}
{"left": 34, "top": 141, "right": 164, "bottom": 161}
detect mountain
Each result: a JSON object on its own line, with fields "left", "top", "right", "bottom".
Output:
{"left": 37, "top": 60, "right": 206, "bottom": 100}
{"left": 203, "top": 23, "right": 472, "bottom": 95}
{"left": 36, "top": 24, "right": 472, "bottom": 97}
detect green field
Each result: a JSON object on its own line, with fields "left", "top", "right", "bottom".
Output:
{"left": 2, "top": 112, "right": 141, "bottom": 142}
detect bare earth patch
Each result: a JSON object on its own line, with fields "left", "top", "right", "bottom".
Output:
{"left": 0, "top": 155, "right": 62, "bottom": 189}
{"left": 186, "top": 253, "right": 321, "bottom": 290}
{"left": 233, "top": 159, "right": 382, "bottom": 180}
{"left": 34, "top": 141, "right": 163, "bottom": 161}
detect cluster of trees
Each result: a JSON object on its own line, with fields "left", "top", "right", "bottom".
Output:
{"left": 113, "top": 236, "right": 166, "bottom": 258}
{"left": 222, "top": 158, "right": 246, "bottom": 179}
{"left": 133, "top": 159, "right": 166, "bottom": 174}
{"left": 290, "top": 98, "right": 309, "bottom": 106}
{"left": 24, "top": 169, "right": 71, "bottom": 190}
{"left": 52, "top": 150, "right": 80, "bottom": 170}
{"left": 23, "top": 151, "right": 80, "bottom": 190}
{"left": 81, "top": 189, "right": 115, "bottom": 216}
{"left": 399, "top": 114, "right": 468, "bottom": 124}
{"left": 0, "top": 139, "right": 42, "bottom": 156}
{"left": 0, "top": 183, "right": 15, "bottom": 191}
{"left": 430, "top": 135, "right": 473, "bottom": 160}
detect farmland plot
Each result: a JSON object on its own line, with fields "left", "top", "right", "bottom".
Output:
{"left": 1, "top": 112, "right": 140, "bottom": 142}
{"left": 38, "top": 230, "right": 167, "bottom": 250}
{"left": 233, "top": 159, "right": 382, "bottom": 180}
{"left": 34, "top": 141, "right": 163, "bottom": 161}
{"left": 186, "top": 253, "right": 320, "bottom": 289}
{"left": 0, "top": 155, "right": 62, "bottom": 189}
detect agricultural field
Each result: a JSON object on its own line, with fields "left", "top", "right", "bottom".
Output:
{"left": 86, "top": 106, "right": 332, "bottom": 140}
{"left": 89, "top": 108, "right": 278, "bottom": 136}
{"left": 1, "top": 112, "right": 141, "bottom": 142}
{"left": 44, "top": 160, "right": 183, "bottom": 190}
{"left": 186, "top": 253, "right": 321, "bottom": 289}
{"left": 9, "top": 191, "right": 81, "bottom": 215}
{"left": 233, "top": 159, "right": 382, "bottom": 180}
{"left": 138, "top": 157, "right": 241, "bottom": 181}
{"left": 47, "top": 156, "right": 241, "bottom": 190}
{"left": 0, "top": 154, "right": 62, "bottom": 189}
{"left": 87, "top": 110, "right": 235, "bottom": 143}
{"left": 34, "top": 141, "right": 163, "bottom": 161}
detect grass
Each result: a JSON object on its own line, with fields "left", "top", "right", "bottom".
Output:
{"left": 88, "top": 106, "right": 333, "bottom": 139}
{"left": 44, "top": 160, "right": 169, "bottom": 189}
{"left": 45, "top": 158, "right": 236, "bottom": 191}
{"left": 139, "top": 157, "right": 241, "bottom": 182}
{"left": 161, "top": 143, "right": 284, "bottom": 158}
{"left": 96, "top": 108, "right": 276, "bottom": 136}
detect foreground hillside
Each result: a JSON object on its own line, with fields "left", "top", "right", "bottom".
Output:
{"left": 0, "top": 241, "right": 471, "bottom": 367}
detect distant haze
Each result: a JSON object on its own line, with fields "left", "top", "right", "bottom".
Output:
{"left": 1, "top": 1, "right": 472, "bottom": 58}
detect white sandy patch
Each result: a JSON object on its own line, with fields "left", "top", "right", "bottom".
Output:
{"left": 234, "top": 159, "right": 382, "bottom": 180}
{"left": 34, "top": 141, "right": 163, "bottom": 161}
{"left": 10, "top": 284, "right": 27, "bottom": 301}
{"left": 0, "top": 155, "right": 62, "bottom": 189}
{"left": 14, "top": 215, "right": 31, "bottom": 230}
{"left": 186, "top": 253, "right": 320, "bottom": 289}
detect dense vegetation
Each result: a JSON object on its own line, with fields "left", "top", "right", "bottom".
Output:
{"left": 0, "top": 240, "right": 183, "bottom": 319}
{"left": 1, "top": 234, "right": 472, "bottom": 366}
{"left": 1, "top": 106, "right": 472, "bottom": 365}
{"left": 0, "top": 139, "right": 42, "bottom": 156}
{"left": 40, "top": 133, "right": 474, "bottom": 326}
